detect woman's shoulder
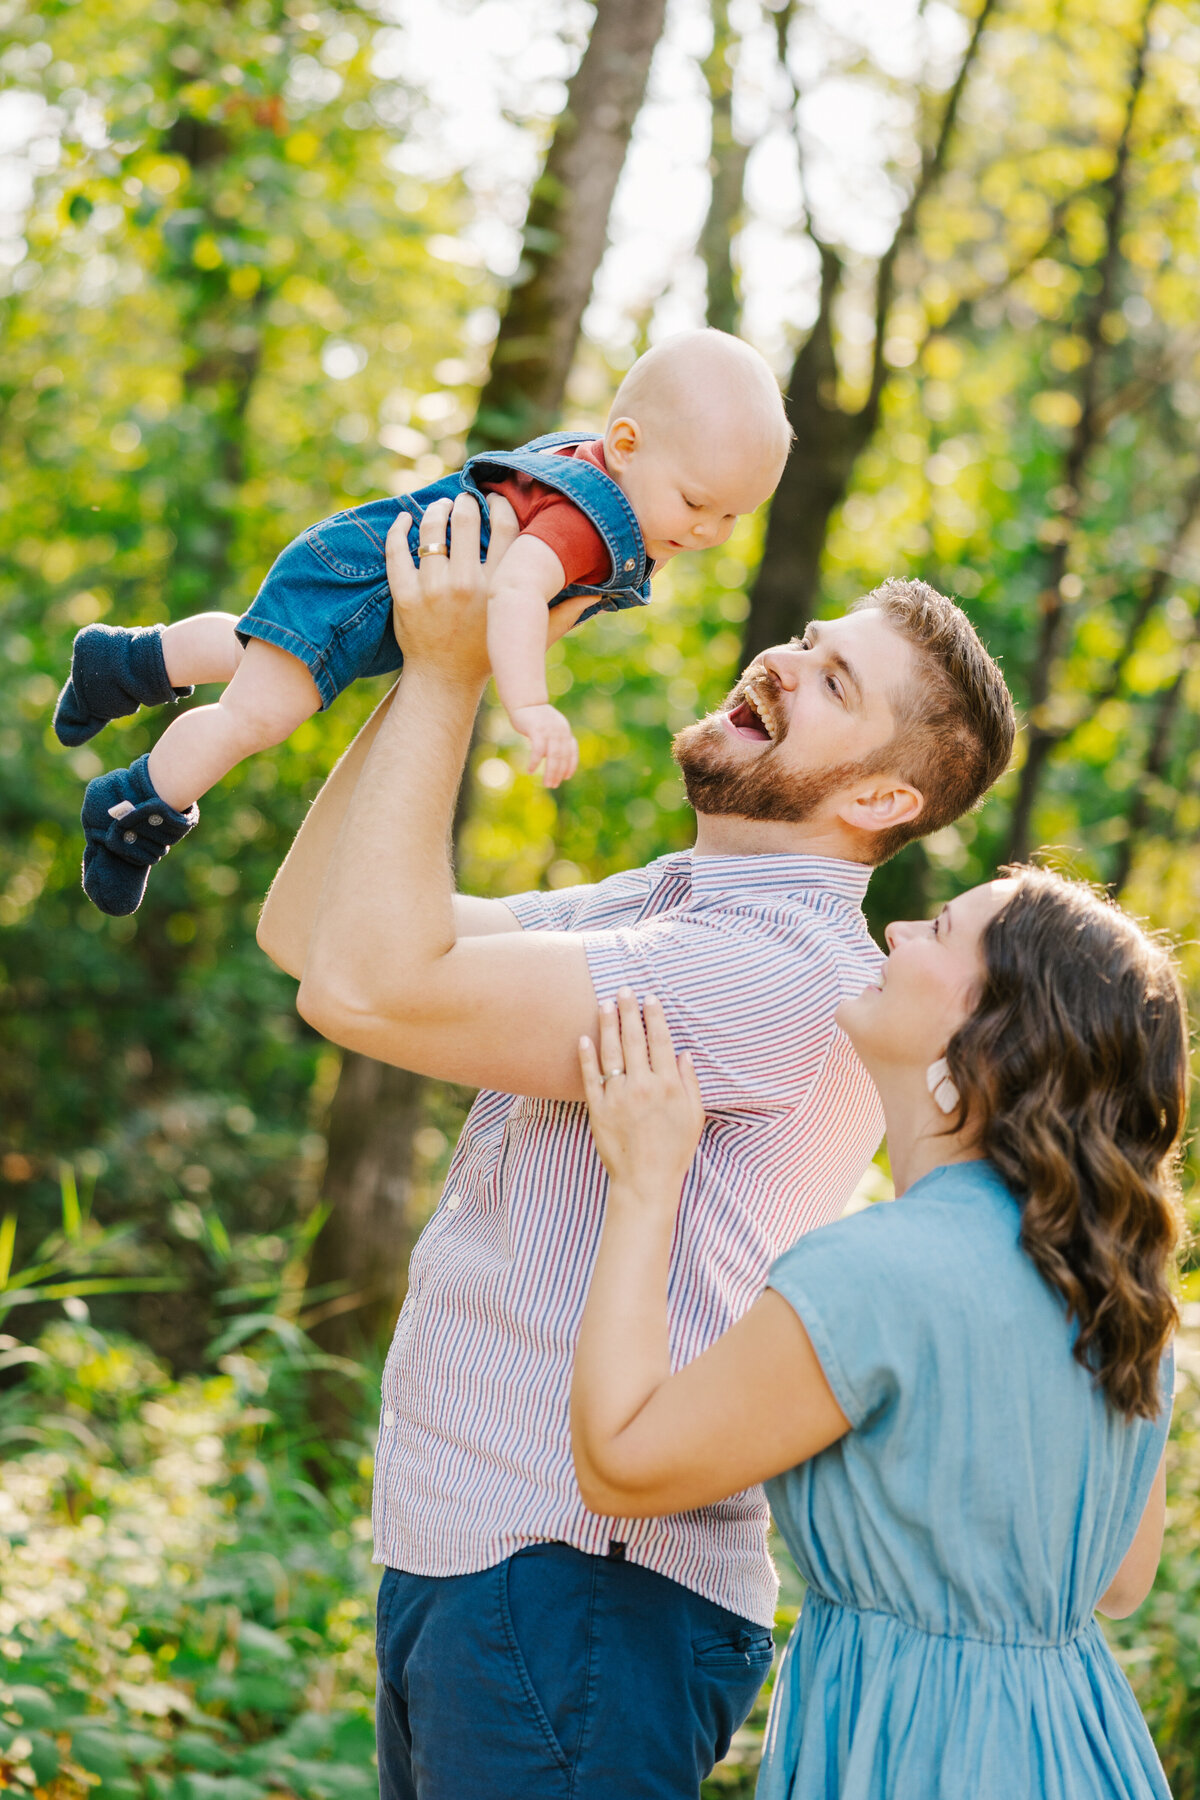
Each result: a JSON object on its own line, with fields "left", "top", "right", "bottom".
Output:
{"left": 772, "top": 1159, "right": 1018, "bottom": 1281}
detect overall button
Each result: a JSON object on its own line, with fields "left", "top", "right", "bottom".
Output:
{"left": 445, "top": 1191, "right": 463, "bottom": 1212}
{"left": 623, "top": 557, "right": 636, "bottom": 571}
{"left": 122, "top": 829, "right": 137, "bottom": 843}
{"left": 148, "top": 813, "right": 163, "bottom": 826}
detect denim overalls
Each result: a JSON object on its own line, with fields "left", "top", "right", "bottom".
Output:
{"left": 235, "top": 431, "right": 652, "bottom": 709}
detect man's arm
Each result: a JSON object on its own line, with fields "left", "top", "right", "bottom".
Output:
{"left": 256, "top": 679, "right": 520, "bottom": 981}
{"left": 293, "top": 491, "right": 600, "bottom": 1099}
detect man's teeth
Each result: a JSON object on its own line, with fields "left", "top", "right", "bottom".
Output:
{"left": 743, "top": 694, "right": 771, "bottom": 735}
{"left": 728, "top": 696, "right": 772, "bottom": 740}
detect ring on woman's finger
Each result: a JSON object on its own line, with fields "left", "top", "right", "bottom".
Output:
{"left": 600, "top": 1071, "right": 623, "bottom": 1085}
{"left": 418, "top": 544, "right": 449, "bottom": 558}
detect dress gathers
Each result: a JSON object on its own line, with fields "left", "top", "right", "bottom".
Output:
{"left": 760, "top": 1159, "right": 1172, "bottom": 1800}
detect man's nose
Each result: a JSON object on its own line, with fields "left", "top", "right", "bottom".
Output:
{"left": 760, "top": 645, "right": 803, "bottom": 688}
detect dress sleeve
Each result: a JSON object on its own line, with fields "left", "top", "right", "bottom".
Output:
{"left": 579, "top": 910, "right": 845, "bottom": 1113}
{"left": 767, "top": 1205, "right": 911, "bottom": 1430}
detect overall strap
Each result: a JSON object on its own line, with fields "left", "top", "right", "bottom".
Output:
{"left": 462, "top": 439, "right": 648, "bottom": 592}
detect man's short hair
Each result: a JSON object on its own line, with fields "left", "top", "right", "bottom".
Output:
{"left": 854, "top": 578, "right": 1015, "bottom": 864}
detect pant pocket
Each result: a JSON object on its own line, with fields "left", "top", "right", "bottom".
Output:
{"left": 691, "top": 1625, "right": 775, "bottom": 1768}
{"left": 500, "top": 1546, "right": 598, "bottom": 1774}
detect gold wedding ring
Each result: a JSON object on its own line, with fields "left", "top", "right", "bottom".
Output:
{"left": 418, "top": 544, "right": 449, "bottom": 558}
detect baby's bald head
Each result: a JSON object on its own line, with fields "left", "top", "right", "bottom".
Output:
{"left": 608, "top": 329, "right": 791, "bottom": 476}
{"left": 601, "top": 331, "right": 791, "bottom": 564}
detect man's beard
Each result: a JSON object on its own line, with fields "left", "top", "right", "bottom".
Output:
{"left": 672, "top": 667, "right": 881, "bottom": 824}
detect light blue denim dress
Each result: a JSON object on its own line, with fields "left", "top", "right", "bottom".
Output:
{"left": 759, "top": 1159, "right": 1172, "bottom": 1800}
{"left": 236, "top": 431, "right": 651, "bottom": 709}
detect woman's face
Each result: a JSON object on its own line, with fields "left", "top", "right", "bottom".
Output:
{"left": 837, "top": 879, "right": 1016, "bottom": 1075}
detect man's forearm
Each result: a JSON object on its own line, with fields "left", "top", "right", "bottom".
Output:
{"left": 298, "top": 661, "right": 484, "bottom": 1028}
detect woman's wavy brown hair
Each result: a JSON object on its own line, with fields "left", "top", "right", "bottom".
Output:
{"left": 942, "top": 866, "right": 1188, "bottom": 1420}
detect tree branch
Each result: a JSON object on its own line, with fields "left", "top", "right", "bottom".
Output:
{"left": 864, "top": 0, "right": 1000, "bottom": 424}
{"left": 1002, "top": 0, "right": 1156, "bottom": 861}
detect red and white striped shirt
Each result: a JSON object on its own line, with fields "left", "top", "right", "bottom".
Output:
{"left": 372, "top": 851, "right": 885, "bottom": 1625}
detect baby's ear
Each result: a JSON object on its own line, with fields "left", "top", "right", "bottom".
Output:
{"left": 605, "top": 415, "right": 640, "bottom": 463}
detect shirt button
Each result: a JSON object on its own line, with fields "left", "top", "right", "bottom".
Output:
{"left": 623, "top": 557, "right": 635, "bottom": 571}
{"left": 445, "top": 1191, "right": 462, "bottom": 1212}
{"left": 382, "top": 1408, "right": 396, "bottom": 1428}
{"left": 123, "top": 829, "right": 137, "bottom": 843}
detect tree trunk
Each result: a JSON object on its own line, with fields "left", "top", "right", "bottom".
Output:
{"left": 1111, "top": 661, "right": 1188, "bottom": 898}
{"left": 742, "top": 0, "right": 997, "bottom": 662}
{"left": 307, "top": 1054, "right": 427, "bottom": 1358}
{"left": 310, "top": 0, "right": 671, "bottom": 1376}
{"left": 470, "top": 0, "right": 670, "bottom": 454}
{"left": 1002, "top": 1, "right": 1152, "bottom": 864}
{"left": 700, "top": 0, "right": 749, "bottom": 336}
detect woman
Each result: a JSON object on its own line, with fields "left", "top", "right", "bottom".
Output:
{"left": 570, "top": 867, "right": 1185, "bottom": 1798}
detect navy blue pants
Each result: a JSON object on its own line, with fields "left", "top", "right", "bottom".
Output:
{"left": 374, "top": 1543, "right": 774, "bottom": 1799}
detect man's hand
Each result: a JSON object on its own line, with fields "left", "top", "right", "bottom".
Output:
{"left": 385, "top": 490, "right": 519, "bottom": 690}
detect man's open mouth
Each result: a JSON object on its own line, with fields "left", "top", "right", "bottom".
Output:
{"left": 725, "top": 691, "right": 773, "bottom": 742}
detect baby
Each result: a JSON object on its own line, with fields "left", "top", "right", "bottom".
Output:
{"left": 55, "top": 329, "right": 791, "bottom": 915}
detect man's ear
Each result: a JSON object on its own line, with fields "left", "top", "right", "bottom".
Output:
{"left": 604, "top": 415, "right": 641, "bottom": 470}
{"left": 836, "top": 779, "right": 924, "bottom": 838}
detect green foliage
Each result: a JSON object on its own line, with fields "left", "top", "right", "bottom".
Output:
{"left": 0, "top": 1304, "right": 379, "bottom": 1799}
{"left": 0, "top": 0, "right": 486, "bottom": 1350}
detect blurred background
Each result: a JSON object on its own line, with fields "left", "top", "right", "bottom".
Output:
{"left": 2, "top": 0, "right": 1200, "bottom": 1792}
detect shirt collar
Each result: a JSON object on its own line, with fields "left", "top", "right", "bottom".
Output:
{"left": 656, "top": 849, "right": 872, "bottom": 907}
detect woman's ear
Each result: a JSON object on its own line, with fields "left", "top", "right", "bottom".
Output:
{"left": 837, "top": 780, "right": 924, "bottom": 837}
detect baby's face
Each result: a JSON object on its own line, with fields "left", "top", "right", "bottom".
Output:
{"left": 605, "top": 420, "right": 785, "bottom": 567}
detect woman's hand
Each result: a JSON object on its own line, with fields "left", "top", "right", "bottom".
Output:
{"left": 384, "top": 491, "right": 520, "bottom": 691}
{"left": 571, "top": 986, "right": 849, "bottom": 1518}
{"left": 579, "top": 989, "right": 705, "bottom": 1209}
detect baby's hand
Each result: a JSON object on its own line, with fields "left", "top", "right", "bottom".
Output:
{"left": 509, "top": 703, "right": 579, "bottom": 789}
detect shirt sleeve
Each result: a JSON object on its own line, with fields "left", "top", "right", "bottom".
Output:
{"left": 502, "top": 882, "right": 601, "bottom": 934}
{"left": 519, "top": 500, "right": 611, "bottom": 588}
{"left": 767, "top": 1205, "right": 909, "bottom": 1430}
{"left": 580, "top": 910, "right": 844, "bottom": 1113}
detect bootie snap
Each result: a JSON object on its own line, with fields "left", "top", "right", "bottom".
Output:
{"left": 81, "top": 755, "right": 198, "bottom": 916}
{"left": 55, "top": 624, "right": 193, "bottom": 746}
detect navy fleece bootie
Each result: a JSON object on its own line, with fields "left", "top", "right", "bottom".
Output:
{"left": 81, "top": 754, "right": 199, "bottom": 916}
{"left": 54, "top": 624, "right": 193, "bottom": 746}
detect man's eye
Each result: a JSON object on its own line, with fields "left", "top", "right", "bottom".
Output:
{"left": 824, "top": 673, "right": 842, "bottom": 700}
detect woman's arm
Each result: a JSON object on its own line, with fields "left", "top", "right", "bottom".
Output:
{"left": 1096, "top": 1450, "right": 1167, "bottom": 1619}
{"left": 570, "top": 992, "right": 851, "bottom": 1518}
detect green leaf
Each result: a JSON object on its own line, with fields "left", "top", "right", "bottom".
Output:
{"left": 71, "top": 1727, "right": 131, "bottom": 1781}
{"left": 60, "top": 1162, "right": 81, "bottom": 1239}
{"left": 177, "top": 1778, "right": 272, "bottom": 1800}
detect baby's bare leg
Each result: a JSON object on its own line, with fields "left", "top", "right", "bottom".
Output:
{"left": 147, "top": 638, "right": 321, "bottom": 811}
{"left": 160, "top": 612, "right": 245, "bottom": 688}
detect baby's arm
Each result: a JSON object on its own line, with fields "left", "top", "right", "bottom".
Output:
{"left": 487, "top": 533, "right": 585, "bottom": 788}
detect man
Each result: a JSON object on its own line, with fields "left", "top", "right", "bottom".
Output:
{"left": 259, "top": 490, "right": 1015, "bottom": 1800}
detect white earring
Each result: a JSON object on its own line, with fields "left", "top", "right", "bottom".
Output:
{"left": 926, "top": 1056, "right": 960, "bottom": 1115}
